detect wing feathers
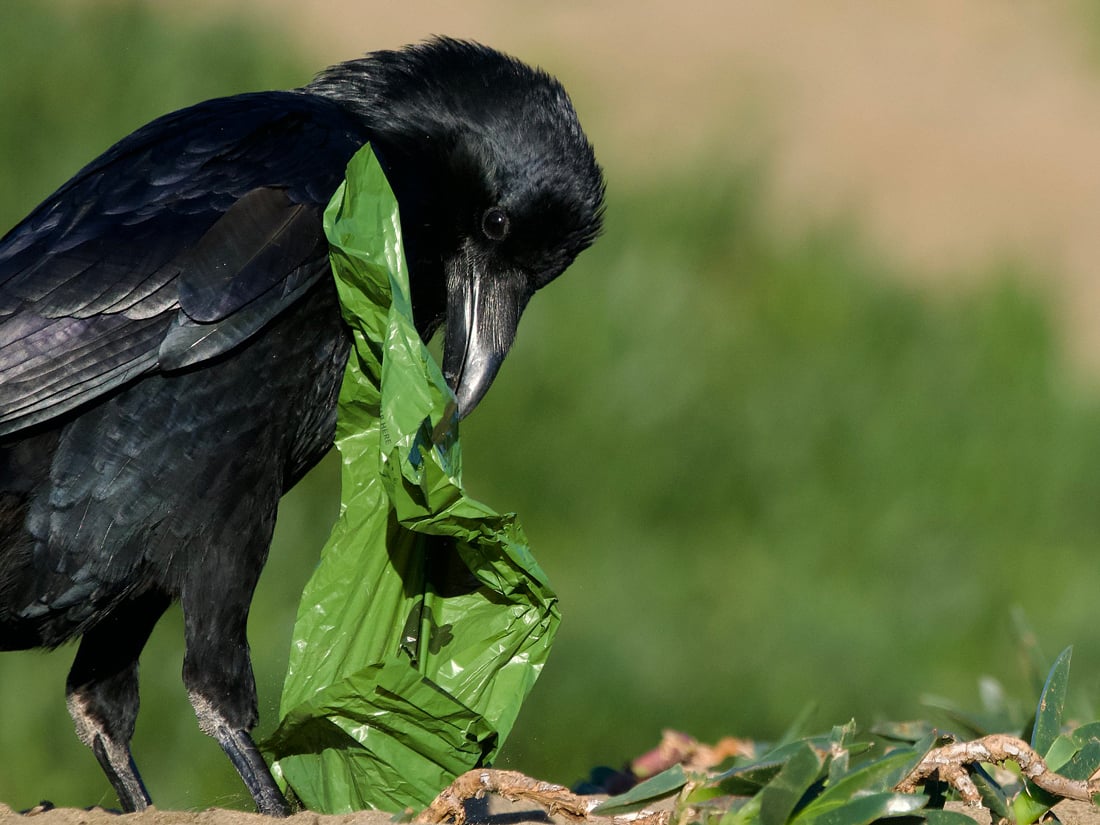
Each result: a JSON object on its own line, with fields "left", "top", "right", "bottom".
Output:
{"left": 0, "top": 314, "right": 168, "bottom": 434}
{"left": 0, "top": 188, "right": 331, "bottom": 434}
{"left": 159, "top": 259, "right": 326, "bottom": 369}
{"left": 177, "top": 187, "right": 326, "bottom": 323}
{"left": 0, "top": 91, "right": 367, "bottom": 435}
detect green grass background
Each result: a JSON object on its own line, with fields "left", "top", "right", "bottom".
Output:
{"left": 1, "top": 0, "right": 1099, "bottom": 811}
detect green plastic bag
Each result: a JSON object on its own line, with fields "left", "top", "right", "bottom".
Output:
{"left": 265, "top": 145, "right": 560, "bottom": 813}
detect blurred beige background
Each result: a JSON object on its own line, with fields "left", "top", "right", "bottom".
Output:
{"left": 138, "top": 0, "right": 1100, "bottom": 367}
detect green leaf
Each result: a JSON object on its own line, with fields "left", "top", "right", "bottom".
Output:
{"left": 1061, "top": 739, "right": 1100, "bottom": 782}
{"left": 713, "top": 732, "right": 876, "bottom": 799}
{"left": 828, "top": 721, "right": 857, "bottom": 748}
{"left": 825, "top": 748, "right": 849, "bottom": 788}
{"left": 718, "top": 794, "right": 763, "bottom": 825}
{"left": 1013, "top": 787, "right": 1056, "bottom": 825}
{"left": 264, "top": 145, "right": 560, "bottom": 812}
{"left": 823, "top": 721, "right": 873, "bottom": 787}
{"left": 715, "top": 759, "right": 791, "bottom": 796}
{"left": 920, "top": 810, "right": 982, "bottom": 825}
{"left": 1043, "top": 734, "right": 1079, "bottom": 773}
{"left": 1032, "top": 646, "right": 1072, "bottom": 756}
{"left": 594, "top": 765, "right": 688, "bottom": 815}
{"left": 761, "top": 736, "right": 839, "bottom": 764}
{"left": 969, "top": 764, "right": 1011, "bottom": 822}
{"left": 683, "top": 784, "right": 736, "bottom": 805}
{"left": 791, "top": 745, "right": 931, "bottom": 825}
{"left": 682, "top": 796, "right": 757, "bottom": 825}
{"left": 793, "top": 792, "right": 926, "bottom": 825}
{"left": 759, "top": 743, "right": 824, "bottom": 825}
{"left": 1072, "top": 721, "right": 1100, "bottom": 747}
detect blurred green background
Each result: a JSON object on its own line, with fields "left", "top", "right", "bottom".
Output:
{"left": 3, "top": 0, "right": 1100, "bottom": 812}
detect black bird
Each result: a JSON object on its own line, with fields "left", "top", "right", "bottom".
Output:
{"left": 0, "top": 38, "right": 603, "bottom": 815}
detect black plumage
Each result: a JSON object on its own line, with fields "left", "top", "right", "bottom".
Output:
{"left": 0, "top": 38, "right": 603, "bottom": 815}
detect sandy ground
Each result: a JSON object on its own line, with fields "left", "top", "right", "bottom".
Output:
{"left": 0, "top": 796, "right": 997, "bottom": 825}
{"left": 0, "top": 791, "right": 649, "bottom": 825}
{"left": 2, "top": 796, "right": 1098, "bottom": 825}
{"left": 23, "top": 2, "right": 1100, "bottom": 823}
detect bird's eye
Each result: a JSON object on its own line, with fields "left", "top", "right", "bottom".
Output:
{"left": 481, "top": 207, "right": 510, "bottom": 241}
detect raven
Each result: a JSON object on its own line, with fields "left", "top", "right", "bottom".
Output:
{"left": 0, "top": 38, "right": 603, "bottom": 815}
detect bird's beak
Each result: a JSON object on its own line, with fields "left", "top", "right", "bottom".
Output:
{"left": 442, "top": 256, "right": 531, "bottom": 419}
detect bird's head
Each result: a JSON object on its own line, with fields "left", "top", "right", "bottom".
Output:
{"left": 308, "top": 38, "right": 605, "bottom": 418}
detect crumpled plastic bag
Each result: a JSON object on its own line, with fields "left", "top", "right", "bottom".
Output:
{"left": 265, "top": 145, "right": 560, "bottom": 813}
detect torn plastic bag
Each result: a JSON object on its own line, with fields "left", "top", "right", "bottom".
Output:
{"left": 265, "top": 145, "right": 560, "bottom": 813}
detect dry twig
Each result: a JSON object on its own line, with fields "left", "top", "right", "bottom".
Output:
{"left": 897, "top": 734, "right": 1100, "bottom": 804}
{"left": 418, "top": 769, "right": 670, "bottom": 825}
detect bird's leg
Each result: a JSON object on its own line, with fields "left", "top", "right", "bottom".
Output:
{"left": 65, "top": 589, "right": 170, "bottom": 812}
{"left": 181, "top": 552, "right": 290, "bottom": 817}
{"left": 187, "top": 687, "right": 290, "bottom": 816}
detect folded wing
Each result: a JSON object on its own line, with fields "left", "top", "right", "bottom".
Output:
{"left": 0, "top": 91, "right": 367, "bottom": 435}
